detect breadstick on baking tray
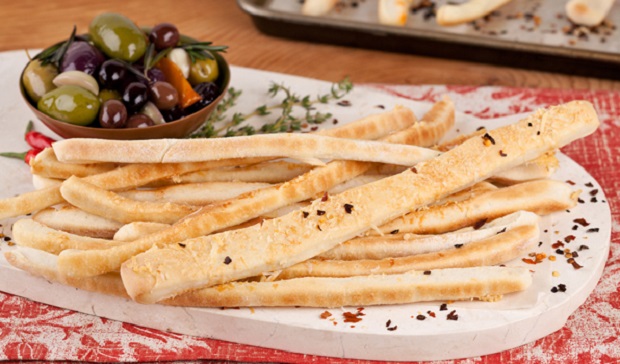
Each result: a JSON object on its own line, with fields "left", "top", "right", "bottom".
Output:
{"left": 436, "top": 0, "right": 514, "bottom": 26}
{"left": 301, "top": 0, "right": 338, "bottom": 16}
{"left": 119, "top": 101, "right": 598, "bottom": 303}
{"left": 5, "top": 246, "right": 532, "bottom": 307}
{"left": 566, "top": 0, "right": 615, "bottom": 26}
{"left": 55, "top": 110, "right": 453, "bottom": 278}
{"left": 378, "top": 0, "right": 411, "bottom": 26}
{"left": 375, "top": 179, "right": 578, "bottom": 235}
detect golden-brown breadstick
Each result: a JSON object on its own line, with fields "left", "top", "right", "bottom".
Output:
{"left": 120, "top": 101, "right": 599, "bottom": 303}
{"left": 30, "top": 147, "right": 117, "bottom": 179}
{"left": 375, "top": 179, "right": 578, "bottom": 235}
{"left": 33, "top": 204, "right": 122, "bottom": 239}
{"left": 5, "top": 247, "right": 532, "bottom": 307}
{"left": 437, "top": 0, "right": 514, "bottom": 26}
{"left": 60, "top": 176, "right": 199, "bottom": 224}
{"left": 566, "top": 0, "right": 615, "bottom": 26}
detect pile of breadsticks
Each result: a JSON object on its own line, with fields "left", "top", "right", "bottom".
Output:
{"left": 1, "top": 97, "right": 599, "bottom": 308}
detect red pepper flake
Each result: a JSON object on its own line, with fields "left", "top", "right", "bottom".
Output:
{"left": 317, "top": 224, "right": 322, "bottom": 231}
{"left": 590, "top": 189, "right": 599, "bottom": 196}
{"left": 527, "top": 122, "right": 533, "bottom": 127}
{"left": 476, "top": 126, "right": 486, "bottom": 131}
{"left": 224, "top": 256, "right": 232, "bottom": 265}
{"left": 344, "top": 204, "right": 354, "bottom": 214}
{"left": 497, "top": 228, "right": 507, "bottom": 234}
{"left": 552, "top": 241, "right": 565, "bottom": 249}
{"left": 390, "top": 229, "right": 399, "bottom": 235}
{"left": 178, "top": 243, "right": 186, "bottom": 248}
{"left": 551, "top": 286, "right": 559, "bottom": 293}
{"left": 573, "top": 218, "right": 590, "bottom": 227}
{"left": 522, "top": 258, "right": 537, "bottom": 264}
{"left": 439, "top": 303, "right": 448, "bottom": 311}
{"left": 572, "top": 225, "right": 579, "bottom": 230}
{"left": 566, "top": 180, "right": 575, "bottom": 185}
{"left": 337, "top": 100, "right": 351, "bottom": 107}
{"left": 317, "top": 210, "right": 326, "bottom": 216}
{"left": 578, "top": 245, "right": 589, "bottom": 251}
{"left": 416, "top": 315, "right": 426, "bottom": 320}
{"left": 343, "top": 311, "right": 362, "bottom": 323}
{"left": 564, "top": 235, "right": 576, "bottom": 243}
{"left": 302, "top": 211, "right": 309, "bottom": 218}
{"left": 537, "top": 131, "right": 541, "bottom": 135}
{"left": 320, "top": 311, "right": 332, "bottom": 319}
{"left": 321, "top": 192, "right": 329, "bottom": 202}
{"left": 387, "top": 326, "right": 398, "bottom": 331}
{"left": 473, "top": 218, "right": 488, "bottom": 230}
{"left": 499, "top": 150, "right": 507, "bottom": 157}
{"left": 375, "top": 105, "right": 385, "bottom": 109}
{"left": 332, "top": 119, "right": 339, "bottom": 124}
{"left": 591, "top": 197, "right": 598, "bottom": 203}
{"left": 454, "top": 244, "right": 463, "bottom": 249}
{"left": 482, "top": 133, "right": 496, "bottom": 146}
{"left": 558, "top": 284, "right": 567, "bottom": 292}
{"left": 447, "top": 310, "right": 459, "bottom": 321}
{"left": 385, "top": 319, "right": 391, "bottom": 327}
{"left": 567, "top": 258, "right": 583, "bottom": 270}
{"left": 585, "top": 182, "right": 594, "bottom": 188}
{"left": 423, "top": 270, "right": 432, "bottom": 275}
{"left": 411, "top": 167, "right": 418, "bottom": 174}
{"left": 427, "top": 311, "right": 436, "bottom": 318}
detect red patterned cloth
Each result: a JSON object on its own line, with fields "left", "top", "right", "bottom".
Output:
{"left": 1, "top": 85, "right": 618, "bottom": 363}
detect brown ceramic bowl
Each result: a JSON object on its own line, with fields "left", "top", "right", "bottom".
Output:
{"left": 20, "top": 50, "right": 230, "bottom": 140}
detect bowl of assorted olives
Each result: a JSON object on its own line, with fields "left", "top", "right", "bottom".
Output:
{"left": 20, "top": 13, "right": 230, "bottom": 140}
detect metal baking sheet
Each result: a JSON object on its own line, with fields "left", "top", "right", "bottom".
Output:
{"left": 237, "top": 0, "right": 620, "bottom": 79}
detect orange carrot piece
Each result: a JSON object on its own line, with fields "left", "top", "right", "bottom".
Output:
{"left": 156, "top": 58, "right": 202, "bottom": 108}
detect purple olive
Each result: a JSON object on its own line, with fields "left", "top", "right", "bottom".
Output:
{"left": 186, "top": 82, "right": 219, "bottom": 113}
{"left": 99, "top": 59, "right": 127, "bottom": 90}
{"left": 126, "top": 114, "right": 155, "bottom": 128}
{"left": 147, "top": 67, "right": 166, "bottom": 83}
{"left": 160, "top": 105, "right": 183, "bottom": 122}
{"left": 122, "top": 82, "right": 149, "bottom": 113}
{"left": 60, "top": 41, "right": 105, "bottom": 76}
{"left": 149, "top": 23, "right": 180, "bottom": 50}
{"left": 99, "top": 100, "right": 128, "bottom": 128}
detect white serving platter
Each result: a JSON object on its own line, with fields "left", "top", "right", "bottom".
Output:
{"left": 0, "top": 50, "right": 611, "bottom": 361}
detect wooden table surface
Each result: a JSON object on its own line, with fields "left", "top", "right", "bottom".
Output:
{"left": 2, "top": 0, "right": 620, "bottom": 91}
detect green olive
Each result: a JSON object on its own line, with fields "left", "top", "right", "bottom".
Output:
{"left": 22, "top": 60, "right": 58, "bottom": 102}
{"left": 98, "top": 89, "right": 122, "bottom": 103}
{"left": 37, "top": 85, "right": 100, "bottom": 126}
{"left": 89, "top": 13, "right": 147, "bottom": 62}
{"left": 188, "top": 57, "right": 219, "bottom": 85}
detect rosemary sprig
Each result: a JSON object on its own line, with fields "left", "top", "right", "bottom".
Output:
{"left": 190, "top": 77, "right": 353, "bottom": 138}
{"left": 33, "top": 26, "right": 77, "bottom": 67}
{"left": 180, "top": 42, "right": 228, "bottom": 63}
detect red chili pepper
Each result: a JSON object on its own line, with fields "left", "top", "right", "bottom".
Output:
{"left": 25, "top": 131, "right": 56, "bottom": 150}
{"left": 0, "top": 148, "right": 42, "bottom": 165}
{"left": 25, "top": 148, "right": 42, "bottom": 165}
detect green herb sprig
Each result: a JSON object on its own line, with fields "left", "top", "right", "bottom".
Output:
{"left": 191, "top": 77, "right": 353, "bottom": 138}
{"left": 33, "top": 26, "right": 77, "bottom": 67}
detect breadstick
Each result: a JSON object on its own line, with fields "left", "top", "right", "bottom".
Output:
{"left": 0, "top": 158, "right": 263, "bottom": 220}
{"left": 437, "top": 0, "right": 514, "bottom": 26}
{"left": 278, "top": 219, "right": 538, "bottom": 279}
{"left": 53, "top": 133, "right": 441, "bottom": 165}
{"left": 12, "top": 219, "right": 124, "bottom": 255}
{"left": 5, "top": 247, "right": 532, "bottom": 307}
{"left": 60, "top": 176, "right": 199, "bottom": 224}
{"left": 113, "top": 222, "right": 171, "bottom": 242}
{"left": 375, "top": 179, "right": 578, "bottom": 235}
{"left": 378, "top": 0, "right": 411, "bottom": 26}
{"left": 318, "top": 210, "right": 536, "bottom": 260}
{"left": 30, "top": 147, "right": 117, "bottom": 179}
{"left": 120, "top": 101, "right": 599, "bottom": 303}
{"left": 31, "top": 174, "right": 62, "bottom": 190}
{"left": 33, "top": 204, "right": 122, "bottom": 239}
{"left": 119, "top": 181, "right": 272, "bottom": 205}
{"left": 301, "top": 0, "right": 338, "bottom": 16}
{"left": 566, "top": 0, "right": 615, "bottom": 26}
{"left": 489, "top": 152, "right": 559, "bottom": 185}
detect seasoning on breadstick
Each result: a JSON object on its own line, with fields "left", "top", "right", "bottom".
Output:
{"left": 120, "top": 101, "right": 599, "bottom": 303}
{"left": 378, "top": 0, "right": 411, "bottom": 26}
{"left": 436, "top": 0, "right": 514, "bottom": 26}
{"left": 566, "top": 0, "right": 615, "bottom": 26}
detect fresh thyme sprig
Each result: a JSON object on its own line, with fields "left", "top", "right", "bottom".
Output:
{"left": 191, "top": 77, "right": 353, "bottom": 138}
